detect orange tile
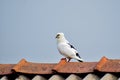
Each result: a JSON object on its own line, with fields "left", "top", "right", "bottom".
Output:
{"left": 12, "top": 59, "right": 56, "bottom": 74}
{"left": 52, "top": 58, "right": 67, "bottom": 72}
{"left": 95, "top": 56, "right": 120, "bottom": 72}
{"left": 95, "top": 56, "right": 108, "bottom": 71}
{"left": 0, "top": 64, "right": 15, "bottom": 75}
{"left": 12, "top": 59, "right": 27, "bottom": 72}
{"left": 53, "top": 58, "right": 97, "bottom": 73}
{"left": 0, "top": 56, "right": 119, "bottom": 75}
{"left": 57, "top": 62, "right": 97, "bottom": 73}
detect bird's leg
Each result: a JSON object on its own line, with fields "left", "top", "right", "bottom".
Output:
{"left": 68, "top": 58, "right": 71, "bottom": 62}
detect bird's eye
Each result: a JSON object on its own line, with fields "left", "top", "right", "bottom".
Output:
{"left": 56, "top": 34, "right": 60, "bottom": 38}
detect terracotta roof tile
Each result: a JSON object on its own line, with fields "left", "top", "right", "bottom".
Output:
{"left": 0, "top": 56, "right": 119, "bottom": 75}
{"left": 52, "top": 58, "right": 67, "bottom": 71}
{"left": 95, "top": 56, "right": 120, "bottom": 72}
{"left": 0, "top": 64, "right": 15, "bottom": 75}
{"left": 12, "top": 59, "right": 56, "bottom": 74}
{"left": 53, "top": 58, "right": 98, "bottom": 73}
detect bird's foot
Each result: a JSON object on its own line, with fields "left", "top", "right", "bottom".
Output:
{"left": 68, "top": 58, "right": 71, "bottom": 62}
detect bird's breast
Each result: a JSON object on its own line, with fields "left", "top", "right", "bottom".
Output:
{"left": 57, "top": 43, "right": 67, "bottom": 53}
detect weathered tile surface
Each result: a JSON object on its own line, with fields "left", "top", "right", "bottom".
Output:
{"left": 15, "top": 75, "right": 30, "bottom": 80}
{"left": 32, "top": 75, "right": 47, "bottom": 80}
{"left": 0, "top": 76, "right": 8, "bottom": 80}
{"left": 53, "top": 58, "right": 97, "bottom": 73}
{"left": 49, "top": 74, "right": 64, "bottom": 80}
{"left": 96, "top": 56, "right": 120, "bottom": 72}
{"left": 0, "top": 64, "right": 15, "bottom": 75}
{"left": 66, "top": 74, "right": 82, "bottom": 80}
{"left": 83, "top": 74, "right": 100, "bottom": 80}
{"left": 100, "top": 73, "right": 118, "bottom": 80}
{"left": 0, "top": 56, "right": 120, "bottom": 80}
{"left": 13, "top": 59, "right": 56, "bottom": 74}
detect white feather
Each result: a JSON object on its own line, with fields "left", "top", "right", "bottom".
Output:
{"left": 56, "top": 32, "right": 83, "bottom": 62}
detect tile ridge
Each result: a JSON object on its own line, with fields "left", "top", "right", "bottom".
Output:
{"left": 95, "top": 56, "right": 108, "bottom": 71}
{"left": 52, "top": 58, "right": 67, "bottom": 72}
{"left": 12, "top": 58, "right": 27, "bottom": 72}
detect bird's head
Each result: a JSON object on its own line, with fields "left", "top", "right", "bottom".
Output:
{"left": 56, "top": 32, "right": 64, "bottom": 39}
{"left": 55, "top": 32, "right": 67, "bottom": 43}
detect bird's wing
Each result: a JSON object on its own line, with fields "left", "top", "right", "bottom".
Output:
{"left": 67, "top": 43, "right": 77, "bottom": 50}
{"left": 67, "top": 43, "right": 81, "bottom": 58}
{"left": 76, "top": 53, "right": 81, "bottom": 58}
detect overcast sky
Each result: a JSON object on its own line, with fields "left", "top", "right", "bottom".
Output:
{"left": 0, "top": 0, "right": 120, "bottom": 63}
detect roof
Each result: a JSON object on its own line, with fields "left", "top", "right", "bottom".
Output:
{"left": 13, "top": 59, "right": 56, "bottom": 74}
{"left": 0, "top": 64, "right": 15, "bottom": 75}
{"left": 52, "top": 58, "right": 98, "bottom": 73}
{"left": 0, "top": 56, "right": 120, "bottom": 80}
{"left": 95, "top": 56, "right": 120, "bottom": 72}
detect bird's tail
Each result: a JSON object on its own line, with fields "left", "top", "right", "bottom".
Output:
{"left": 78, "top": 60, "right": 83, "bottom": 62}
{"left": 77, "top": 58, "right": 84, "bottom": 62}
{"left": 75, "top": 53, "right": 83, "bottom": 62}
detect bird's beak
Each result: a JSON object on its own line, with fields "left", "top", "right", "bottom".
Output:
{"left": 55, "top": 35, "right": 58, "bottom": 38}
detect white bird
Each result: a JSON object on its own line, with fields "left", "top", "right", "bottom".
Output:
{"left": 55, "top": 32, "right": 83, "bottom": 62}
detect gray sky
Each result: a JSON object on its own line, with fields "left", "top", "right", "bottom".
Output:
{"left": 0, "top": 0, "right": 120, "bottom": 63}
